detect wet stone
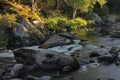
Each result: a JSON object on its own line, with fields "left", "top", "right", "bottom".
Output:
{"left": 63, "top": 76, "right": 74, "bottom": 80}
{"left": 89, "top": 51, "right": 101, "bottom": 58}
{"left": 97, "top": 77, "right": 115, "bottom": 80}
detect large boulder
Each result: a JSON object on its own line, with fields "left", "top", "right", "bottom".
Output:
{"left": 11, "top": 22, "right": 45, "bottom": 47}
{"left": 13, "top": 48, "right": 80, "bottom": 71}
{"left": 13, "top": 23, "right": 29, "bottom": 38}
{"left": 21, "top": 19, "right": 32, "bottom": 30}
{"left": 107, "top": 15, "right": 119, "bottom": 23}
{"left": 110, "top": 31, "right": 120, "bottom": 38}
{"left": 40, "top": 34, "right": 72, "bottom": 48}
{"left": 105, "top": 22, "right": 120, "bottom": 38}
{"left": 91, "top": 13, "right": 102, "bottom": 24}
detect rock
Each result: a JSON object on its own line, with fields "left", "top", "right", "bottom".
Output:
{"left": 97, "top": 77, "right": 115, "bottom": 80}
{"left": 0, "top": 64, "right": 14, "bottom": 78}
{"left": 13, "top": 23, "right": 29, "bottom": 38}
{"left": 26, "top": 75, "right": 52, "bottom": 80}
{"left": 33, "top": 20, "right": 44, "bottom": 29}
{"left": 0, "top": 46, "right": 7, "bottom": 51}
{"left": 13, "top": 48, "right": 80, "bottom": 71}
{"left": 21, "top": 19, "right": 32, "bottom": 30}
{"left": 10, "top": 64, "right": 24, "bottom": 78}
{"left": 10, "top": 78, "right": 22, "bottom": 80}
{"left": 89, "top": 51, "right": 101, "bottom": 58}
{"left": 109, "top": 47, "right": 118, "bottom": 54}
{"left": 91, "top": 13, "right": 102, "bottom": 24}
{"left": 58, "top": 32, "right": 77, "bottom": 39}
{"left": 63, "top": 76, "right": 74, "bottom": 80}
{"left": 106, "top": 22, "right": 120, "bottom": 34}
{"left": 24, "top": 64, "right": 39, "bottom": 71}
{"left": 26, "top": 75, "right": 39, "bottom": 80}
{"left": 13, "top": 49, "right": 36, "bottom": 65}
{"left": 26, "top": 75, "right": 40, "bottom": 80}
{"left": 11, "top": 20, "right": 46, "bottom": 47}
{"left": 0, "top": 69, "right": 5, "bottom": 76}
{"left": 97, "top": 56, "right": 114, "bottom": 64}
{"left": 40, "top": 76, "right": 52, "bottom": 80}
{"left": 94, "top": 27, "right": 102, "bottom": 35}
{"left": 107, "top": 15, "right": 119, "bottom": 22}
{"left": 110, "top": 31, "right": 120, "bottom": 38}
{"left": 40, "top": 34, "right": 72, "bottom": 48}
{"left": 0, "top": 78, "right": 3, "bottom": 80}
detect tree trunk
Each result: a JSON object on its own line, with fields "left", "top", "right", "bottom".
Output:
{"left": 73, "top": 6, "right": 77, "bottom": 19}
{"left": 32, "top": 0, "right": 37, "bottom": 12}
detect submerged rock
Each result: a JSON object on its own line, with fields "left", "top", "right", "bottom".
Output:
{"left": 26, "top": 75, "right": 52, "bottom": 80}
{"left": 13, "top": 48, "right": 80, "bottom": 71}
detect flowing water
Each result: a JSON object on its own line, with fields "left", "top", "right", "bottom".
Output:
{"left": 1, "top": 36, "right": 120, "bottom": 80}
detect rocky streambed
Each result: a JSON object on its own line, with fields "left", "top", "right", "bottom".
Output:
{"left": 1, "top": 34, "right": 120, "bottom": 80}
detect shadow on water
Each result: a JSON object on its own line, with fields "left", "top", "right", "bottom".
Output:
{"left": 20, "top": 64, "right": 120, "bottom": 80}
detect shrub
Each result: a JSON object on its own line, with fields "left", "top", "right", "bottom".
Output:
{"left": 74, "top": 18, "right": 87, "bottom": 26}
{"left": 45, "top": 17, "right": 87, "bottom": 33}
{"left": 57, "top": 17, "right": 68, "bottom": 27}
{"left": 67, "top": 18, "right": 87, "bottom": 30}
{"left": 67, "top": 19, "right": 77, "bottom": 30}
{"left": 46, "top": 18, "right": 58, "bottom": 31}
{"left": 0, "top": 13, "right": 16, "bottom": 29}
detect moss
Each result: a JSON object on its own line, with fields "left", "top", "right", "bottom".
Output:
{"left": 0, "top": 34, "right": 10, "bottom": 47}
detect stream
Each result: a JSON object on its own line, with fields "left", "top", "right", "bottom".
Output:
{"left": 1, "top": 35, "right": 120, "bottom": 80}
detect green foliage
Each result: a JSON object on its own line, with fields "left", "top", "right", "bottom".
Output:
{"left": 0, "top": 13, "right": 16, "bottom": 29}
{"left": 64, "top": 0, "right": 107, "bottom": 18}
{"left": 68, "top": 18, "right": 87, "bottom": 30}
{"left": 107, "top": 0, "right": 120, "bottom": 14}
{"left": 94, "top": 4, "right": 109, "bottom": 17}
{"left": 87, "top": 20, "right": 95, "bottom": 27}
{"left": 45, "top": 17, "right": 87, "bottom": 32}
{"left": 46, "top": 18, "right": 58, "bottom": 31}
{"left": 57, "top": 17, "right": 68, "bottom": 27}
{"left": 96, "top": 0, "right": 107, "bottom": 7}
{"left": 0, "top": 34, "right": 10, "bottom": 47}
